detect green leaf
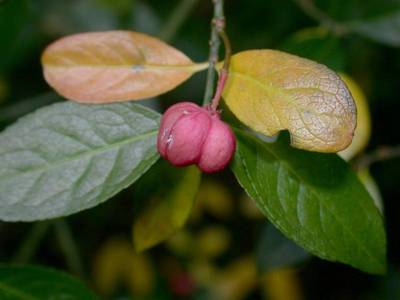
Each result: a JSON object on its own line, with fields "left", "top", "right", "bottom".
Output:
{"left": 0, "top": 0, "right": 38, "bottom": 72}
{"left": 257, "top": 223, "right": 310, "bottom": 272}
{"left": 279, "top": 27, "right": 346, "bottom": 71}
{"left": 312, "top": 0, "right": 400, "bottom": 47}
{"left": 0, "top": 102, "right": 160, "bottom": 221}
{"left": 133, "top": 162, "right": 201, "bottom": 252}
{"left": 0, "top": 265, "right": 99, "bottom": 299}
{"left": 231, "top": 130, "right": 386, "bottom": 274}
{"left": 365, "top": 268, "right": 400, "bottom": 300}
{"left": 358, "top": 168, "right": 384, "bottom": 214}
{"left": 348, "top": 10, "right": 400, "bottom": 47}
{"left": 38, "top": 0, "right": 118, "bottom": 35}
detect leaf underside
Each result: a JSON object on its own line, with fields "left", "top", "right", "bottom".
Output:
{"left": 42, "top": 30, "right": 196, "bottom": 103}
{"left": 231, "top": 129, "right": 386, "bottom": 274}
{"left": 222, "top": 50, "right": 356, "bottom": 152}
{"left": 0, "top": 102, "right": 160, "bottom": 221}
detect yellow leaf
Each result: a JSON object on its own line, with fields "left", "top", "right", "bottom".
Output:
{"left": 196, "top": 226, "right": 231, "bottom": 258}
{"left": 93, "top": 238, "right": 129, "bottom": 295}
{"left": 126, "top": 251, "right": 155, "bottom": 295}
{"left": 190, "top": 259, "right": 219, "bottom": 286}
{"left": 165, "top": 230, "right": 194, "bottom": 257}
{"left": 212, "top": 256, "right": 257, "bottom": 300}
{"left": 133, "top": 166, "right": 201, "bottom": 252}
{"left": 239, "top": 194, "right": 264, "bottom": 219}
{"left": 262, "top": 268, "right": 303, "bottom": 300}
{"left": 195, "top": 180, "right": 234, "bottom": 220}
{"left": 92, "top": 238, "right": 154, "bottom": 296}
{"left": 42, "top": 31, "right": 207, "bottom": 103}
{"left": 338, "top": 74, "right": 371, "bottom": 160}
{"left": 222, "top": 50, "right": 356, "bottom": 152}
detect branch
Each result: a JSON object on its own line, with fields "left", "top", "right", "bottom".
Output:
{"left": 293, "top": 0, "right": 348, "bottom": 36}
{"left": 54, "top": 219, "right": 85, "bottom": 278}
{"left": 158, "top": 0, "right": 201, "bottom": 43}
{"left": 210, "top": 26, "right": 231, "bottom": 111}
{"left": 355, "top": 145, "right": 400, "bottom": 170}
{"left": 203, "top": 0, "right": 225, "bottom": 105}
{"left": 12, "top": 221, "right": 51, "bottom": 263}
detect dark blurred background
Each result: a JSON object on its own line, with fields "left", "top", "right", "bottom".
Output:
{"left": 0, "top": 0, "right": 399, "bottom": 299}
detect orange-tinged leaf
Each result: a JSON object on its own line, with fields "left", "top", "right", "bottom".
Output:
{"left": 42, "top": 31, "right": 207, "bottom": 103}
{"left": 222, "top": 50, "right": 356, "bottom": 152}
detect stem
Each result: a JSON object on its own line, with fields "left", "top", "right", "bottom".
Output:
{"left": 210, "top": 29, "right": 231, "bottom": 111}
{"left": 54, "top": 219, "right": 85, "bottom": 278}
{"left": 355, "top": 145, "right": 400, "bottom": 170}
{"left": 158, "top": 0, "right": 201, "bottom": 43}
{"left": 203, "top": 0, "right": 232, "bottom": 110}
{"left": 203, "top": 0, "right": 225, "bottom": 105}
{"left": 12, "top": 221, "right": 51, "bottom": 263}
{"left": 293, "top": 0, "right": 348, "bottom": 35}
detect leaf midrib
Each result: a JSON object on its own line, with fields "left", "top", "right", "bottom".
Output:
{"left": 45, "top": 63, "right": 208, "bottom": 73}
{"left": 0, "top": 130, "right": 158, "bottom": 182}
{"left": 234, "top": 129, "right": 384, "bottom": 271}
{"left": 229, "top": 70, "right": 341, "bottom": 118}
{"left": 0, "top": 281, "right": 38, "bottom": 300}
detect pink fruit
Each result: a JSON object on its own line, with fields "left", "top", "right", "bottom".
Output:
{"left": 157, "top": 102, "right": 236, "bottom": 173}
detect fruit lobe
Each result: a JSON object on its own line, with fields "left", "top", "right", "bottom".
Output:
{"left": 157, "top": 102, "right": 236, "bottom": 173}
